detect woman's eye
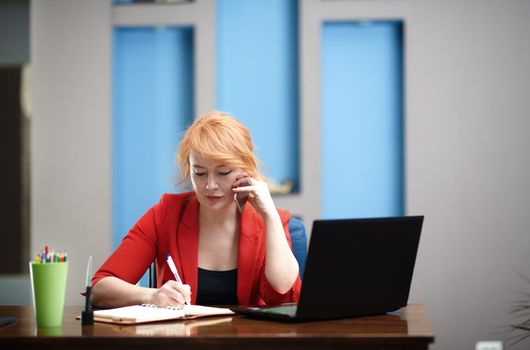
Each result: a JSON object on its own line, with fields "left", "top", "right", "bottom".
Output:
{"left": 193, "top": 172, "right": 206, "bottom": 177}
{"left": 219, "top": 170, "right": 232, "bottom": 176}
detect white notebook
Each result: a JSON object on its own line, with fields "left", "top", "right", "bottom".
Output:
{"left": 92, "top": 304, "right": 234, "bottom": 325}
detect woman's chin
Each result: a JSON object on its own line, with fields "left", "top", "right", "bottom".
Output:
{"left": 200, "top": 197, "right": 232, "bottom": 211}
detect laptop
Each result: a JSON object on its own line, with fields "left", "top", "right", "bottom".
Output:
{"left": 231, "top": 216, "right": 423, "bottom": 322}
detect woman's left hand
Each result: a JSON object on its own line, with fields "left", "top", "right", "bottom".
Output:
{"left": 232, "top": 176, "right": 277, "bottom": 218}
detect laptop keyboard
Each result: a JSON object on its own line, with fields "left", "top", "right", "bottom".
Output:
{"left": 257, "top": 305, "right": 298, "bottom": 317}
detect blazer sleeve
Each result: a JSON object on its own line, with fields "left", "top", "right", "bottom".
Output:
{"left": 91, "top": 195, "right": 166, "bottom": 287}
{"left": 258, "top": 212, "right": 302, "bottom": 304}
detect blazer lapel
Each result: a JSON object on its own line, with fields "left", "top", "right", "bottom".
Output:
{"left": 176, "top": 194, "right": 199, "bottom": 304}
{"left": 237, "top": 206, "right": 262, "bottom": 305}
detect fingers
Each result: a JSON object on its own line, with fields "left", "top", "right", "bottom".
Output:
{"left": 232, "top": 177, "right": 276, "bottom": 216}
{"left": 232, "top": 177, "right": 258, "bottom": 203}
{"left": 232, "top": 176, "right": 253, "bottom": 188}
{"left": 155, "top": 280, "right": 191, "bottom": 307}
{"left": 181, "top": 284, "right": 191, "bottom": 305}
{"left": 170, "top": 281, "right": 191, "bottom": 305}
{"left": 233, "top": 180, "right": 266, "bottom": 201}
{"left": 232, "top": 185, "right": 257, "bottom": 196}
{"left": 232, "top": 177, "right": 259, "bottom": 194}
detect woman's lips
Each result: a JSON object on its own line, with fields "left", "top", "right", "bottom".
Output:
{"left": 206, "top": 195, "right": 223, "bottom": 202}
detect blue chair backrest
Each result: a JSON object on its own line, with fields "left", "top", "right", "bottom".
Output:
{"left": 288, "top": 216, "right": 307, "bottom": 278}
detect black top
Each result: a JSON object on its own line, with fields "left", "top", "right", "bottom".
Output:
{"left": 196, "top": 268, "right": 238, "bottom": 306}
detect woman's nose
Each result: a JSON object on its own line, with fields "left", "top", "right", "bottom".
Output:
{"left": 205, "top": 176, "right": 219, "bottom": 190}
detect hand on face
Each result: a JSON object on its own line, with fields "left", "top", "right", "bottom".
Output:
{"left": 232, "top": 176, "right": 276, "bottom": 218}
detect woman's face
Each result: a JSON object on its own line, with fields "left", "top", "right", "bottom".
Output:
{"left": 189, "top": 152, "right": 244, "bottom": 211}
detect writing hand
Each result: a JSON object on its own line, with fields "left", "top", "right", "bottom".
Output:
{"left": 148, "top": 280, "right": 191, "bottom": 307}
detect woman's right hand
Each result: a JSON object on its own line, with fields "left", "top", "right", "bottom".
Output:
{"left": 147, "top": 280, "right": 191, "bottom": 307}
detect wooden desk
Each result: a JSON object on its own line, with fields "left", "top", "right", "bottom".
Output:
{"left": 0, "top": 304, "right": 434, "bottom": 350}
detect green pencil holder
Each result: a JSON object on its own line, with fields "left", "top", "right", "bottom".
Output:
{"left": 29, "top": 262, "right": 69, "bottom": 327}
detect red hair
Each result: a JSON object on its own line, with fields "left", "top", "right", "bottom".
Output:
{"left": 177, "top": 111, "right": 263, "bottom": 187}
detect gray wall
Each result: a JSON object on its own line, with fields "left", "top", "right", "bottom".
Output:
{"left": 24, "top": 0, "right": 530, "bottom": 349}
{"left": 30, "top": 0, "right": 112, "bottom": 305}
{"left": 407, "top": 1, "right": 530, "bottom": 349}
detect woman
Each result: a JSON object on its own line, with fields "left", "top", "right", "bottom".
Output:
{"left": 91, "top": 111, "right": 301, "bottom": 308}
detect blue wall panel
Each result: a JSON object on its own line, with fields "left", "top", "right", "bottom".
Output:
{"left": 321, "top": 22, "right": 404, "bottom": 219}
{"left": 216, "top": 0, "right": 299, "bottom": 188}
{"left": 112, "top": 27, "right": 194, "bottom": 255}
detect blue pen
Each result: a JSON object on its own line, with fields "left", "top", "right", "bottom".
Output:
{"left": 166, "top": 254, "right": 189, "bottom": 305}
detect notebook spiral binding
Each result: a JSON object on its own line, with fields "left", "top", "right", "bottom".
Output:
{"left": 141, "top": 304, "right": 183, "bottom": 311}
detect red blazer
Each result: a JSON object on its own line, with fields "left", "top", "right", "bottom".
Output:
{"left": 92, "top": 192, "right": 302, "bottom": 305}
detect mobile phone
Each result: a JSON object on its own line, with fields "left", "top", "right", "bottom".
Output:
{"left": 234, "top": 183, "right": 250, "bottom": 212}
